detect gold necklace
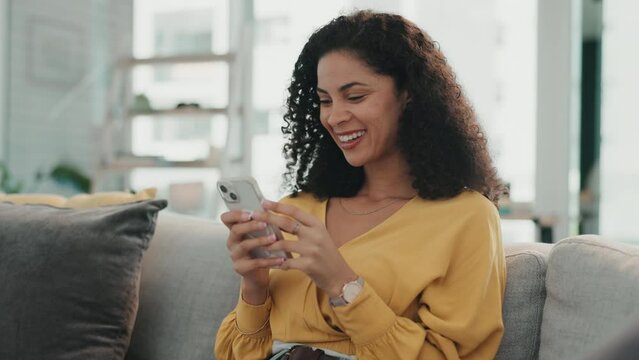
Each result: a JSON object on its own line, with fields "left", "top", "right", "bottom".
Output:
{"left": 338, "top": 197, "right": 407, "bottom": 216}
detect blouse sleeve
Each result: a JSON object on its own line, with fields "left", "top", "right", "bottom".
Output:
{"left": 332, "top": 203, "right": 505, "bottom": 360}
{"left": 214, "top": 293, "right": 274, "bottom": 360}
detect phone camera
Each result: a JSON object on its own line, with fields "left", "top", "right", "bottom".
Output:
{"left": 220, "top": 185, "right": 228, "bottom": 193}
{"left": 230, "top": 193, "right": 237, "bottom": 200}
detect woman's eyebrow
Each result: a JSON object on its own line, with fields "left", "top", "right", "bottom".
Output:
{"left": 317, "top": 82, "right": 369, "bottom": 94}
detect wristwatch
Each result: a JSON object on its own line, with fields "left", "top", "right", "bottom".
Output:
{"left": 329, "top": 277, "right": 364, "bottom": 307}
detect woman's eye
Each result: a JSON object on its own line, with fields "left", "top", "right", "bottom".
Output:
{"left": 348, "top": 95, "right": 366, "bottom": 101}
{"left": 319, "top": 99, "right": 332, "bottom": 105}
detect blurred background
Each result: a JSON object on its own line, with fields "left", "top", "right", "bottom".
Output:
{"left": 0, "top": 0, "right": 636, "bottom": 244}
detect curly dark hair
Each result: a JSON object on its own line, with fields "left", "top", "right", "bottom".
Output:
{"left": 281, "top": 10, "right": 506, "bottom": 206}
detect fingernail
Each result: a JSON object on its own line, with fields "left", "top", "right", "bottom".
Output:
{"left": 267, "top": 234, "right": 276, "bottom": 242}
{"left": 261, "top": 199, "right": 274, "bottom": 207}
{"left": 243, "top": 211, "right": 253, "bottom": 221}
{"left": 258, "top": 222, "right": 267, "bottom": 229}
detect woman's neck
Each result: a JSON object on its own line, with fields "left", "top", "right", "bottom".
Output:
{"left": 358, "top": 151, "right": 416, "bottom": 200}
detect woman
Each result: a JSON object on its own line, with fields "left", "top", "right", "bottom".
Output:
{"left": 216, "top": 10, "right": 506, "bottom": 360}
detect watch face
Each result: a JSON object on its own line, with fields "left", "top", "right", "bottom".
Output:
{"left": 343, "top": 282, "right": 362, "bottom": 303}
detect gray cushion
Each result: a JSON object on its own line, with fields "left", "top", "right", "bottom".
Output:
{"left": 539, "top": 235, "right": 639, "bottom": 360}
{"left": 0, "top": 200, "right": 167, "bottom": 360}
{"left": 126, "top": 212, "right": 239, "bottom": 360}
{"left": 581, "top": 316, "right": 639, "bottom": 360}
{"left": 495, "top": 243, "right": 551, "bottom": 360}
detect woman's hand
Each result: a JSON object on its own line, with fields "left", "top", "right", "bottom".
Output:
{"left": 220, "top": 210, "right": 286, "bottom": 304}
{"left": 251, "top": 200, "right": 358, "bottom": 298}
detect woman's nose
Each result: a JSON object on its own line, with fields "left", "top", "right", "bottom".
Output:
{"left": 326, "top": 102, "right": 351, "bottom": 127}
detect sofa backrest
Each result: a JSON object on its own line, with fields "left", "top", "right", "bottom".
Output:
{"left": 126, "top": 212, "right": 238, "bottom": 360}
{"left": 136, "top": 213, "right": 639, "bottom": 360}
{"left": 538, "top": 235, "right": 639, "bottom": 360}
{"left": 495, "top": 243, "right": 551, "bottom": 360}
{"left": 130, "top": 212, "right": 558, "bottom": 360}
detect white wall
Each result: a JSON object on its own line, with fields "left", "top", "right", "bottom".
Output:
{"left": 0, "top": 0, "right": 7, "bottom": 160}
{"left": 600, "top": 0, "right": 639, "bottom": 243}
{"left": 535, "top": 0, "right": 582, "bottom": 241}
{"left": 6, "top": 0, "right": 133, "bottom": 190}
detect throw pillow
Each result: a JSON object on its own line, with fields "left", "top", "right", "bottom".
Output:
{"left": 0, "top": 187, "right": 156, "bottom": 208}
{"left": 0, "top": 199, "right": 167, "bottom": 360}
{"left": 0, "top": 193, "right": 67, "bottom": 207}
{"left": 65, "top": 187, "right": 157, "bottom": 208}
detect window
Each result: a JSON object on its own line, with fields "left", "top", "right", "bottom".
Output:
{"left": 130, "top": 0, "right": 231, "bottom": 217}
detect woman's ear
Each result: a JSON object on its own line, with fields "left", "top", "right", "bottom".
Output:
{"left": 401, "top": 90, "right": 412, "bottom": 109}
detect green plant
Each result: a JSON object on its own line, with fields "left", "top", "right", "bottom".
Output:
{"left": 0, "top": 161, "right": 24, "bottom": 193}
{"left": 48, "top": 163, "right": 92, "bottom": 193}
{"left": 1, "top": 161, "right": 92, "bottom": 194}
{"left": 36, "top": 162, "right": 91, "bottom": 193}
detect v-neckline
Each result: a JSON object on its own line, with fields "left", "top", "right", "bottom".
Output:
{"left": 320, "top": 196, "right": 418, "bottom": 250}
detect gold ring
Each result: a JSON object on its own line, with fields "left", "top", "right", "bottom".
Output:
{"left": 292, "top": 222, "right": 301, "bottom": 234}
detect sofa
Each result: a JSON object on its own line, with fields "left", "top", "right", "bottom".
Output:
{"left": 125, "top": 211, "right": 639, "bottom": 360}
{"left": 2, "top": 197, "right": 637, "bottom": 360}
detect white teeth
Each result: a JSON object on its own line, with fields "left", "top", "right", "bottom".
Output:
{"left": 338, "top": 131, "right": 366, "bottom": 142}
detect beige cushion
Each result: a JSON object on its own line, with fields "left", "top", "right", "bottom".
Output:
{"left": 0, "top": 188, "right": 157, "bottom": 208}
{"left": 65, "top": 188, "right": 157, "bottom": 208}
{"left": 0, "top": 193, "right": 67, "bottom": 207}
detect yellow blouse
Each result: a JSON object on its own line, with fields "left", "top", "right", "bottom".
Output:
{"left": 215, "top": 191, "right": 505, "bottom": 360}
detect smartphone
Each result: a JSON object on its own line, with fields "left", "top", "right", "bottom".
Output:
{"left": 217, "top": 177, "right": 291, "bottom": 259}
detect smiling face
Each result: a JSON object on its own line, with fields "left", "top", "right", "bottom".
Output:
{"left": 317, "top": 51, "right": 410, "bottom": 168}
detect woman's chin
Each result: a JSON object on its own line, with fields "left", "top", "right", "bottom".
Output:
{"left": 343, "top": 154, "right": 367, "bottom": 168}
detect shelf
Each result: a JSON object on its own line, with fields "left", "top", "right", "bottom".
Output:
{"left": 116, "top": 53, "right": 235, "bottom": 68}
{"left": 101, "top": 156, "right": 220, "bottom": 171}
{"left": 97, "top": 51, "right": 240, "bottom": 194}
{"left": 129, "top": 107, "right": 229, "bottom": 118}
